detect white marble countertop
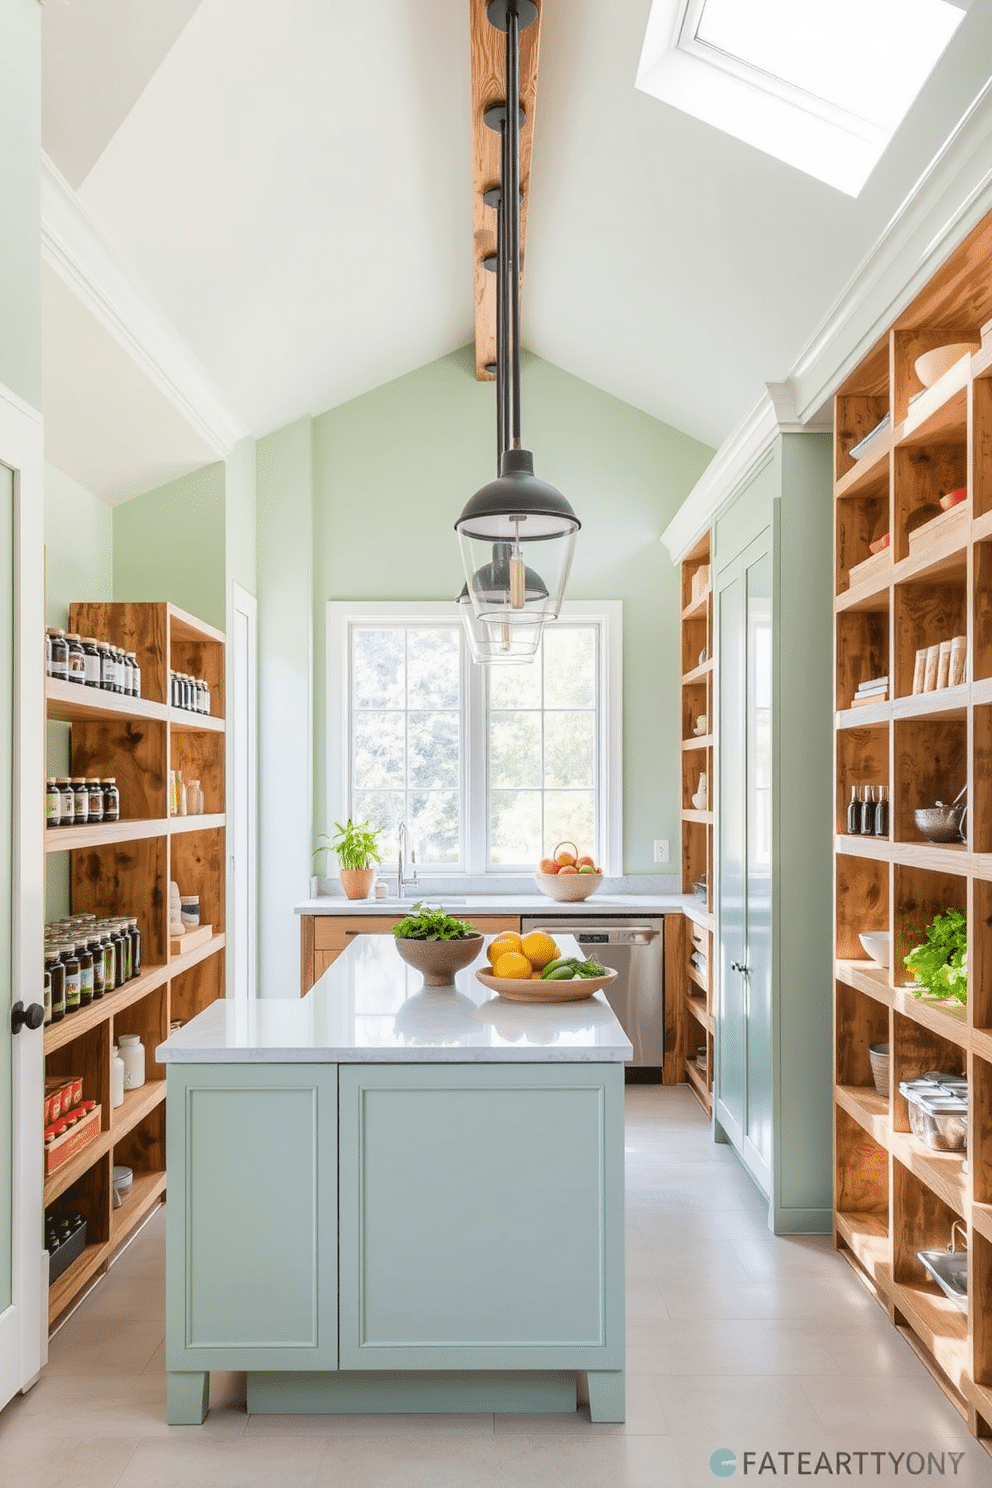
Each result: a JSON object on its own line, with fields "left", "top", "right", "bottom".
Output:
{"left": 294, "top": 892, "right": 690, "bottom": 916}
{"left": 158, "top": 933, "right": 634, "bottom": 1065}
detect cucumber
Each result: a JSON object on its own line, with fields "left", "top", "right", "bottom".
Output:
{"left": 539, "top": 958, "right": 572, "bottom": 979}
{"left": 543, "top": 966, "right": 577, "bottom": 980}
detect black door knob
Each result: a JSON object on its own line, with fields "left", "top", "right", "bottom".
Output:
{"left": 11, "top": 1001, "right": 44, "bottom": 1035}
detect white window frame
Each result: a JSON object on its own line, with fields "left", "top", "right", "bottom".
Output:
{"left": 635, "top": 0, "right": 963, "bottom": 196}
{"left": 326, "top": 600, "right": 622, "bottom": 877}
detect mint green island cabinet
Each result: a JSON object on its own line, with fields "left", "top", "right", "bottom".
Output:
{"left": 157, "top": 934, "right": 631, "bottom": 1425}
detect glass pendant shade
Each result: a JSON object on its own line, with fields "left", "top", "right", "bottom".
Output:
{"left": 456, "top": 449, "right": 579, "bottom": 624}
{"left": 457, "top": 587, "right": 542, "bottom": 663}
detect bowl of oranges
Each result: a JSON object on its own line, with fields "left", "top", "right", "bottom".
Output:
{"left": 476, "top": 929, "right": 615, "bottom": 1003}
{"left": 534, "top": 841, "right": 604, "bottom": 901}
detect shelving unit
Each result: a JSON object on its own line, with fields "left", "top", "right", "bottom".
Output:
{"left": 832, "top": 208, "right": 992, "bottom": 1453}
{"left": 678, "top": 533, "right": 714, "bottom": 1113}
{"left": 44, "top": 601, "right": 226, "bottom": 1326}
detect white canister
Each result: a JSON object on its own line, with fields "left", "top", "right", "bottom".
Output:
{"left": 180, "top": 894, "right": 200, "bottom": 929}
{"left": 111, "top": 1044, "right": 126, "bottom": 1108}
{"left": 118, "top": 1033, "right": 145, "bottom": 1091}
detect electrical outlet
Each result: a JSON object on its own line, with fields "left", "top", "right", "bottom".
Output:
{"left": 654, "top": 839, "right": 669, "bottom": 864}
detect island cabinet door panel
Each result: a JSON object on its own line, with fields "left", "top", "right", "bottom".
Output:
{"left": 338, "top": 1063, "right": 625, "bottom": 1372}
{"left": 166, "top": 1065, "right": 338, "bottom": 1371}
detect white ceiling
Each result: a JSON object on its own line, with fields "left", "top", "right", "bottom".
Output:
{"left": 39, "top": 0, "right": 992, "bottom": 502}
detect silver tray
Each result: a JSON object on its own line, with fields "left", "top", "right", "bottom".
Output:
{"left": 917, "top": 1249, "right": 967, "bottom": 1311}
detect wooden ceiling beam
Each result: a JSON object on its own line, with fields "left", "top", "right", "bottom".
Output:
{"left": 470, "top": 0, "right": 542, "bottom": 382}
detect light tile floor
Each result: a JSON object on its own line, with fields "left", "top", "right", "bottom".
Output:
{"left": 2, "top": 1086, "right": 989, "bottom": 1486}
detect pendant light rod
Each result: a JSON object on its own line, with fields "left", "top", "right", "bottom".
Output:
{"left": 497, "top": 117, "right": 509, "bottom": 463}
{"left": 505, "top": 1, "right": 522, "bottom": 450}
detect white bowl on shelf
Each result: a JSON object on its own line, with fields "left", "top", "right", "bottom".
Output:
{"left": 914, "top": 343, "right": 978, "bottom": 388}
{"left": 858, "top": 931, "right": 890, "bottom": 968}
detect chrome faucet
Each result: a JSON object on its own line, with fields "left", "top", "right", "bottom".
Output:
{"left": 397, "top": 821, "right": 418, "bottom": 896}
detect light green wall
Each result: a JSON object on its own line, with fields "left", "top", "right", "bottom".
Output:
{"left": 0, "top": 0, "right": 40, "bottom": 407}
{"left": 45, "top": 463, "right": 115, "bottom": 919}
{"left": 112, "top": 462, "right": 226, "bottom": 630}
{"left": 225, "top": 436, "right": 257, "bottom": 599}
{"left": 311, "top": 346, "right": 712, "bottom": 874}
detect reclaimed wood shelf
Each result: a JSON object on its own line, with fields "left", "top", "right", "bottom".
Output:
{"left": 833, "top": 207, "right": 992, "bottom": 1455}
{"left": 44, "top": 600, "right": 227, "bottom": 1327}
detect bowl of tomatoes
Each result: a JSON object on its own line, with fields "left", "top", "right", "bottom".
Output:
{"left": 534, "top": 841, "right": 604, "bottom": 901}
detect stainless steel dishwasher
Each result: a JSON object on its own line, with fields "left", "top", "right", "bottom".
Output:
{"left": 521, "top": 917, "right": 665, "bottom": 1080}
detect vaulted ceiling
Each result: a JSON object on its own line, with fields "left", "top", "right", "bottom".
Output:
{"left": 40, "top": 0, "right": 991, "bottom": 502}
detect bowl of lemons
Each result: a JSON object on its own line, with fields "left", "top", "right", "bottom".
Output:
{"left": 534, "top": 841, "right": 604, "bottom": 901}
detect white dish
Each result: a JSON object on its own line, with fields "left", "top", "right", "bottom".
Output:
{"left": 859, "top": 931, "right": 890, "bottom": 967}
{"left": 914, "top": 343, "right": 978, "bottom": 389}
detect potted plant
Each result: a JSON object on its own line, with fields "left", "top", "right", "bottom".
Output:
{"left": 314, "top": 819, "right": 383, "bottom": 901}
{"left": 392, "top": 903, "right": 484, "bottom": 986}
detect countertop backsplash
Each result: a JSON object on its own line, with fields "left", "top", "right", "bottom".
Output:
{"left": 308, "top": 873, "right": 681, "bottom": 900}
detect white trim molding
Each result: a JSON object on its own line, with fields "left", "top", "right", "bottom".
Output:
{"left": 661, "top": 384, "right": 829, "bottom": 562}
{"left": 40, "top": 153, "right": 247, "bottom": 457}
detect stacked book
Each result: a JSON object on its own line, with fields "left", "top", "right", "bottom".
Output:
{"left": 852, "top": 676, "right": 888, "bottom": 708}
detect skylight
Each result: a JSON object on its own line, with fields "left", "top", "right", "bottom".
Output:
{"left": 635, "top": 0, "right": 965, "bottom": 196}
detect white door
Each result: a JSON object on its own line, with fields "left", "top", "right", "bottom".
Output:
{"left": 230, "top": 584, "right": 257, "bottom": 1001}
{"left": 0, "top": 386, "right": 45, "bottom": 1410}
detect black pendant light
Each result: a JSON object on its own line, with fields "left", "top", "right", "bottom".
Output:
{"left": 456, "top": 0, "right": 579, "bottom": 631}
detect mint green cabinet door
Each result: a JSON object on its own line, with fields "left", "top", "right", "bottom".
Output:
{"left": 337, "top": 1063, "right": 625, "bottom": 1372}
{"left": 166, "top": 1065, "right": 338, "bottom": 1371}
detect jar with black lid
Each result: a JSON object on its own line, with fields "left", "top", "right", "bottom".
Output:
{"left": 87, "top": 777, "right": 104, "bottom": 824}
{"left": 102, "top": 777, "right": 120, "bottom": 822}
{"left": 49, "top": 629, "right": 69, "bottom": 682}
{"left": 128, "top": 651, "right": 141, "bottom": 698}
{"left": 94, "top": 925, "right": 115, "bottom": 993}
{"left": 65, "top": 633, "right": 85, "bottom": 684}
{"left": 81, "top": 637, "right": 101, "bottom": 687}
{"left": 61, "top": 942, "right": 82, "bottom": 1014}
{"left": 109, "top": 923, "right": 125, "bottom": 988}
{"left": 46, "top": 949, "right": 65, "bottom": 1023}
{"left": 117, "top": 646, "right": 128, "bottom": 694}
{"left": 71, "top": 777, "right": 89, "bottom": 825}
{"left": 77, "top": 941, "right": 94, "bottom": 1007}
{"left": 55, "top": 777, "right": 74, "bottom": 826}
{"left": 87, "top": 935, "right": 105, "bottom": 999}
{"left": 121, "top": 652, "right": 133, "bottom": 696}
{"left": 46, "top": 778, "right": 61, "bottom": 828}
{"left": 98, "top": 641, "right": 114, "bottom": 691}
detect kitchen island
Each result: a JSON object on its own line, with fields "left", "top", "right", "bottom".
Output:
{"left": 158, "top": 934, "right": 631, "bottom": 1425}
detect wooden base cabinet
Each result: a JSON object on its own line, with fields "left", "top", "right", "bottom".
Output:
{"left": 165, "top": 1060, "right": 625, "bottom": 1424}
{"left": 711, "top": 430, "right": 834, "bottom": 1233}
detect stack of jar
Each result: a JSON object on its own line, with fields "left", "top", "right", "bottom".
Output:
{"left": 46, "top": 629, "right": 141, "bottom": 698}
{"left": 170, "top": 670, "right": 211, "bottom": 715}
{"left": 46, "top": 776, "right": 119, "bottom": 828}
{"left": 42, "top": 914, "right": 142, "bottom": 1025}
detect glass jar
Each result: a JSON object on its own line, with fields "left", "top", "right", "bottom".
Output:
{"left": 102, "top": 777, "right": 120, "bottom": 823}
{"left": 46, "top": 778, "right": 61, "bottom": 828}
{"left": 77, "top": 941, "right": 94, "bottom": 1008}
{"left": 118, "top": 1033, "right": 145, "bottom": 1090}
{"left": 55, "top": 778, "right": 74, "bottom": 825}
{"left": 111, "top": 1045, "right": 125, "bottom": 1108}
{"left": 115, "top": 919, "right": 133, "bottom": 982}
{"left": 87, "top": 777, "right": 104, "bottom": 824}
{"left": 81, "top": 637, "right": 101, "bottom": 687}
{"left": 126, "top": 917, "right": 141, "bottom": 977}
{"left": 71, "top": 776, "right": 89, "bottom": 826}
{"left": 97, "top": 926, "right": 116, "bottom": 993}
{"left": 49, "top": 628, "right": 69, "bottom": 682}
{"left": 200, "top": 678, "right": 211, "bottom": 716}
{"left": 87, "top": 936, "right": 105, "bottom": 999}
{"left": 46, "top": 949, "right": 65, "bottom": 1023}
{"left": 45, "top": 629, "right": 52, "bottom": 678}
{"left": 65, "top": 633, "right": 86, "bottom": 684}
{"left": 128, "top": 652, "right": 141, "bottom": 698}
{"left": 109, "top": 922, "right": 125, "bottom": 989}
{"left": 61, "top": 941, "right": 81, "bottom": 1014}
{"left": 98, "top": 641, "right": 114, "bottom": 691}
{"left": 115, "top": 646, "right": 127, "bottom": 695}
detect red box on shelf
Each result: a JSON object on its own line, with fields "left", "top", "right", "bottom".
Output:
{"left": 44, "top": 1104, "right": 101, "bottom": 1176}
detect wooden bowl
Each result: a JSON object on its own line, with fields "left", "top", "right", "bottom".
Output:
{"left": 475, "top": 966, "right": 617, "bottom": 1004}
{"left": 534, "top": 871, "right": 603, "bottom": 902}
{"left": 914, "top": 344, "right": 978, "bottom": 388}
{"left": 394, "top": 934, "right": 484, "bottom": 986}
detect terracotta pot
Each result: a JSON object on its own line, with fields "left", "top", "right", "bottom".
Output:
{"left": 394, "top": 934, "right": 485, "bottom": 987}
{"left": 339, "top": 867, "right": 376, "bottom": 900}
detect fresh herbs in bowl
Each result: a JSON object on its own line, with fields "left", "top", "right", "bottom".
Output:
{"left": 392, "top": 903, "right": 479, "bottom": 941}
{"left": 904, "top": 907, "right": 967, "bottom": 1004}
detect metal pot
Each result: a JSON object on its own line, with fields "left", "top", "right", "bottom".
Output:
{"left": 915, "top": 786, "right": 967, "bottom": 844}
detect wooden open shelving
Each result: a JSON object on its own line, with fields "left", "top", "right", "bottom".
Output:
{"left": 833, "top": 207, "right": 992, "bottom": 1455}
{"left": 678, "top": 533, "right": 714, "bottom": 1114}
{"left": 44, "top": 601, "right": 226, "bottom": 1325}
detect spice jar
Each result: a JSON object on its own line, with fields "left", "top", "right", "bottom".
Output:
{"left": 200, "top": 678, "right": 211, "bottom": 716}
{"left": 81, "top": 638, "right": 101, "bottom": 687}
{"left": 102, "top": 777, "right": 120, "bottom": 823}
{"left": 65, "top": 633, "right": 86, "bottom": 684}
{"left": 48, "top": 628, "right": 69, "bottom": 682}
{"left": 128, "top": 652, "right": 141, "bottom": 698}
{"left": 87, "top": 777, "right": 104, "bottom": 824}
{"left": 126, "top": 917, "right": 141, "bottom": 977}
{"left": 46, "top": 949, "right": 65, "bottom": 1023}
{"left": 77, "top": 940, "right": 94, "bottom": 1008}
{"left": 71, "top": 776, "right": 89, "bottom": 826}
{"left": 98, "top": 641, "right": 114, "bottom": 691}
{"left": 110, "top": 1045, "right": 125, "bottom": 1108}
{"left": 61, "top": 941, "right": 81, "bottom": 1014}
{"left": 46, "top": 778, "right": 61, "bottom": 828}
{"left": 87, "top": 935, "right": 105, "bottom": 999}
{"left": 55, "top": 777, "right": 74, "bottom": 826}
{"left": 115, "top": 646, "right": 127, "bottom": 694}
{"left": 118, "top": 1033, "right": 145, "bottom": 1090}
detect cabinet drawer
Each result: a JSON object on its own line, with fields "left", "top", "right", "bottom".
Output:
{"left": 313, "top": 914, "right": 520, "bottom": 950}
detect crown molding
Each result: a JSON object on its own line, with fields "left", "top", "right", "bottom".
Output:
{"left": 660, "top": 383, "right": 830, "bottom": 562}
{"left": 40, "top": 153, "right": 247, "bottom": 456}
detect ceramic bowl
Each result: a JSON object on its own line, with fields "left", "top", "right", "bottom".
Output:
{"left": 914, "top": 343, "right": 979, "bottom": 388}
{"left": 859, "top": 931, "right": 890, "bottom": 967}
{"left": 534, "top": 871, "right": 602, "bottom": 902}
{"left": 393, "top": 933, "right": 484, "bottom": 986}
